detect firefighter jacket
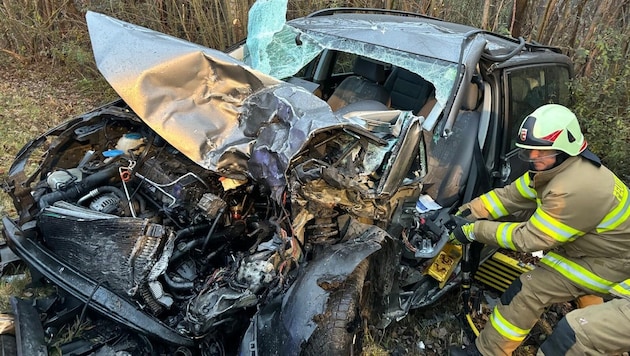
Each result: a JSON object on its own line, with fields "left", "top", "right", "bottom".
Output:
{"left": 463, "top": 156, "right": 630, "bottom": 295}
{"left": 612, "top": 279, "right": 630, "bottom": 301}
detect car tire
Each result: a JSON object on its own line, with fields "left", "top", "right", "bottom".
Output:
{"left": 302, "top": 259, "right": 369, "bottom": 356}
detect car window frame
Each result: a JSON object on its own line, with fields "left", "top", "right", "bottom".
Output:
{"left": 501, "top": 63, "right": 573, "bottom": 182}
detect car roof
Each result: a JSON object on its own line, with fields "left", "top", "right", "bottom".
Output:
{"left": 287, "top": 8, "right": 563, "bottom": 65}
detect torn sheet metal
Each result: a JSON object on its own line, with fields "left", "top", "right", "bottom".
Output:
{"left": 86, "top": 9, "right": 436, "bottom": 202}
{"left": 86, "top": 12, "right": 359, "bottom": 194}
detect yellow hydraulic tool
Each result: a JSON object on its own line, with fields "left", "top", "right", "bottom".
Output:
{"left": 425, "top": 243, "right": 462, "bottom": 288}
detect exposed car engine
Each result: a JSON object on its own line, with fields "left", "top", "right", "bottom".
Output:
{"left": 0, "top": 95, "right": 437, "bottom": 355}
{"left": 27, "top": 113, "right": 306, "bottom": 342}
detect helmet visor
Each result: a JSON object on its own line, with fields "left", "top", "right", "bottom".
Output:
{"left": 517, "top": 148, "right": 561, "bottom": 163}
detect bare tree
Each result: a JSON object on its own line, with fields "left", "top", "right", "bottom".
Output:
{"left": 536, "top": 0, "right": 559, "bottom": 43}
{"left": 580, "top": 0, "right": 614, "bottom": 76}
{"left": 568, "top": 0, "right": 589, "bottom": 52}
{"left": 492, "top": 0, "right": 507, "bottom": 32}
{"left": 510, "top": 0, "right": 529, "bottom": 38}
{"left": 482, "top": 0, "right": 491, "bottom": 29}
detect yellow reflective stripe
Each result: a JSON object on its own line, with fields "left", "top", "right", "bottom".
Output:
{"left": 515, "top": 174, "right": 536, "bottom": 201}
{"left": 496, "top": 222, "right": 517, "bottom": 250}
{"left": 612, "top": 280, "right": 630, "bottom": 297}
{"left": 489, "top": 306, "right": 529, "bottom": 341}
{"left": 480, "top": 191, "right": 509, "bottom": 219}
{"left": 597, "top": 176, "right": 630, "bottom": 232}
{"left": 540, "top": 252, "right": 615, "bottom": 294}
{"left": 530, "top": 208, "right": 584, "bottom": 243}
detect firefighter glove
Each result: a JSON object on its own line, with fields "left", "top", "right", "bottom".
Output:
{"left": 455, "top": 207, "right": 472, "bottom": 218}
{"left": 449, "top": 215, "right": 475, "bottom": 244}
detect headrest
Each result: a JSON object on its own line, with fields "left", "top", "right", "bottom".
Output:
{"left": 384, "top": 67, "right": 434, "bottom": 113}
{"left": 511, "top": 76, "right": 530, "bottom": 101}
{"left": 353, "top": 57, "right": 387, "bottom": 83}
{"left": 462, "top": 82, "right": 480, "bottom": 111}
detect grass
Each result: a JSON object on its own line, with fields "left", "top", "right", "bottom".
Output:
{"left": 0, "top": 55, "right": 116, "bottom": 220}
{"left": 0, "top": 263, "right": 55, "bottom": 313}
{"left": 0, "top": 264, "right": 31, "bottom": 313}
{"left": 0, "top": 56, "right": 111, "bottom": 352}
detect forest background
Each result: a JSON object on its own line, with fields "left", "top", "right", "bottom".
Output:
{"left": 0, "top": 0, "right": 629, "bottom": 355}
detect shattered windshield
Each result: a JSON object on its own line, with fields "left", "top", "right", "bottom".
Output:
{"left": 244, "top": 6, "right": 458, "bottom": 107}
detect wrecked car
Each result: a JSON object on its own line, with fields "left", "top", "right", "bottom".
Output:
{"left": 1, "top": 5, "right": 575, "bottom": 356}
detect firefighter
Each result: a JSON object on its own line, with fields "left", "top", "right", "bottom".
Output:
{"left": 537, "top": 279, "right": 630, "bottom": 355}
{"left": 448, "top": 104, "right": 630, "bottom": 356}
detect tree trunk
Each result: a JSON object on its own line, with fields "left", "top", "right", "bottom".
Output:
{"left": 550, "top": 0, "right": 569, "bottom": 45}
{"left": 536, "top": 0, "right": 559, "bottom": 44}
{"left": 481, "top": 0, "right": 491, "bottom": 30}
{"left": 492, "top": 0, "right": 506, "bottom": 32}
{"left": 568, "top": 0, "right": 589, "bottom": 52}
{"left": 580, "top": 0, "right": 614, "bottom": 76}
{"left": 510, "top": 0, "right": 529, "bottom": 38}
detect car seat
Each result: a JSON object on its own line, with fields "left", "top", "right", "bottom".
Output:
{"left": 327, "top": 56, "right": 390, "bottom": 111}
{"left": 510, "top": 76, "right": 534, "bottom": 117}
{"left": 384, "top": 67, "right": 435, "bottom": 115}
{"left": 422, "top": 82, "right": 481, "bottom": 207}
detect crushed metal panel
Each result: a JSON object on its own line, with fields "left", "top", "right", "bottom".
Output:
{"left": 86, "top": 11, "right": 353, "bottom": 189}
{"left": 11, "top": 297, "right": 47, "bottom": 356}
{"left": 289, "top": 16, "right": 467, "bottom": 61}
{"left": 86, "top": 10, "right": 276, "bottom": 170}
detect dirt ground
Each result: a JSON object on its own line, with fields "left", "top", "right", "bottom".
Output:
{"left": 367, "top": 267, "right": 573, "bottom": 356}
{"left": 0, "top": 57, "right": 571, "bottom": 356}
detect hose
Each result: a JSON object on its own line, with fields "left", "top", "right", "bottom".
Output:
{"left": 163, "top": 273, "right": 194, "bottom": 291}
{"left": 461, "top": 243, "right": 480, "bottom": 336}
{"left": 38, "top": 165, "right": 120, "bottom": 208}
{"left": 466, "top": 313, "right": 480, "bottom": 336}
{"left": 202, "top": 207, "right": 225, "bottom": 253}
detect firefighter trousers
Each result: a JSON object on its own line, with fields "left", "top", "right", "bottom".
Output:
{"left": 537, "top": 298, "right": 630, "bottom": 355}
{"left": 475, "top": 266, "right": 587, "bottom": 355}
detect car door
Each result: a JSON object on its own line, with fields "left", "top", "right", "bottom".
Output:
{"left": 500, "top": 64, "right": 573, "bottom": 184}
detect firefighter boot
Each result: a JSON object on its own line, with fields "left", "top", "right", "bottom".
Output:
{"left": 449, "top": 343, "right": 482, "bottom": 356}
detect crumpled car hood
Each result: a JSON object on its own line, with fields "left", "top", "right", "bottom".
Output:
{"left": 86, "top": 11, "right": 347, "bottom": 192}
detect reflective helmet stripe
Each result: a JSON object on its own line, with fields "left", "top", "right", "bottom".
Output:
{"left": 540, "top": 252, "right": 615, "bottom": 294}
{"left": 515, "top": 173, "right": 536, "bottom": 200}
{"left": 480, "top": 191, "right": 509, "bottom": 219}
{"left": 496, "top": 222, "right": 518, "bottom": 250}
{"left": 489, "top": 306, "right": 530, "bottom": 341}
{"left": 530, "top": 208, "right": 584, "bottom": 243}
{"left": 597, "top": 176, "right": 630, "bottom": 232}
